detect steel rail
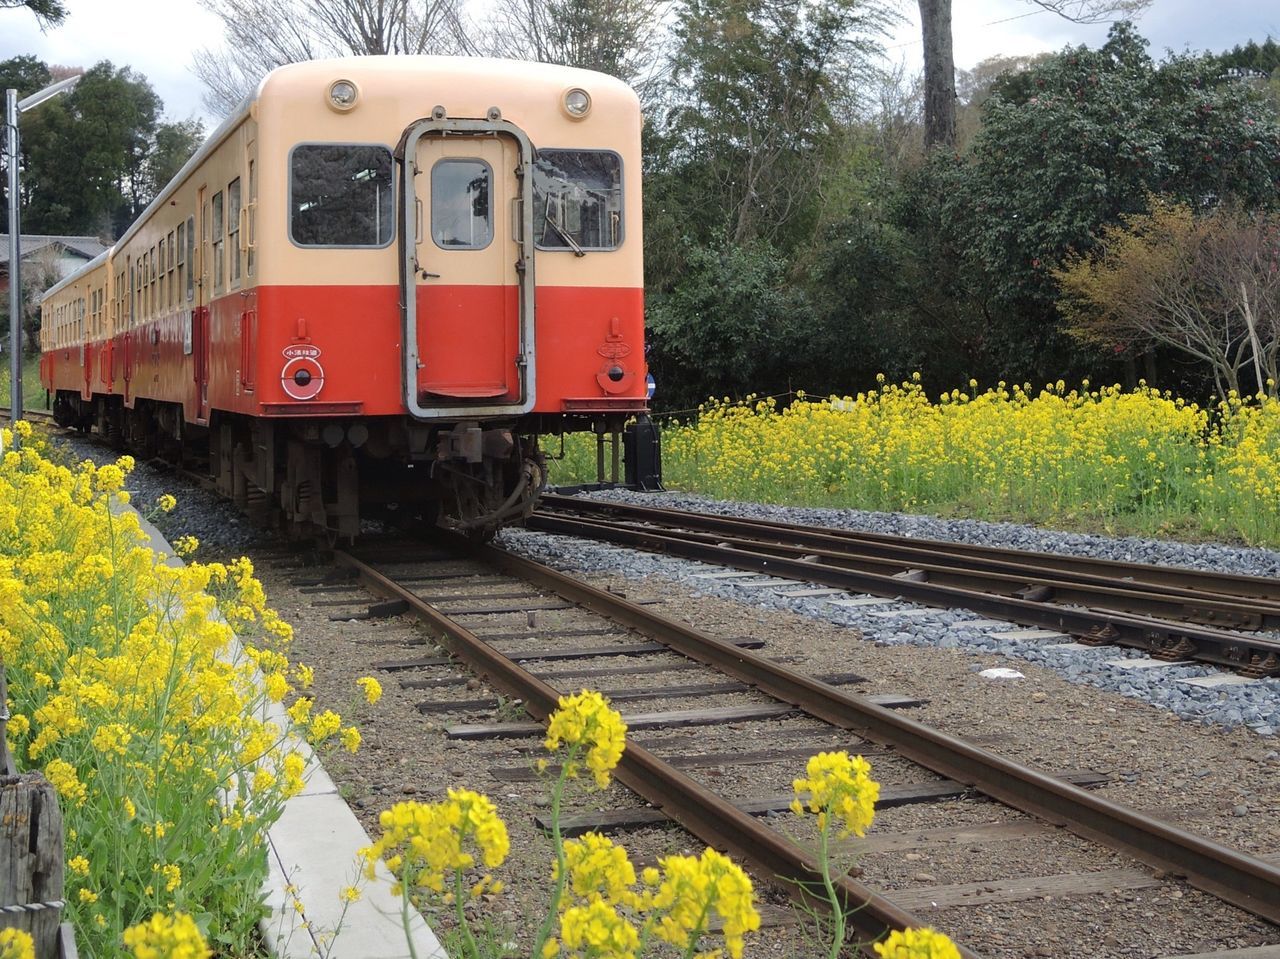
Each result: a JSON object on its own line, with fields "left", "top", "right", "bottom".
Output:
{"left": 529, "top": 512, "right": 1280, "bottom": 678}
{"left": 540, "top": 494, "right": 1280, "bottom": 603}
{"left": 534, "top": 504, "right": 1280, "bottom": 631}
{"left": 332, "top": 547, "right": 973, "bottom": 959}
{"left": 466, "top": 540, "right": 1280, "bottom": 926}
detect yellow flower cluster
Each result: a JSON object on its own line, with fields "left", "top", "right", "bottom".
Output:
{"left": 543, "top": 690, "right": 628, "bottom": 788}
{"left": 874, "top": 927, "right": 962, "bottom": 959}
{"left": 556, "top": 832, "right": 639, "bottom": 907}
{"left": 648, "top": 848, "right": 761, "bottom": 959}
{"left": 648, "top": 380, "right": 1280, "bottom": 546}
{"left": 357, "top": 675, "right": 383, "bottom": 705}
{"left": 791, "top": 751, "right": 879, "bottom": 839}
{"left": 558, "top": 899, "right": 641, "bottom": 959}
{"left": 121, "top": 911, "right": 210, "bottom": 959}
{"left": 363, "top": 789, "right": 510, "bottom": 894}
{"left": 0, "top": 435, "right": 349, "bottom": 953}
{"left": 0, "top": 928, "right": 35, "bottom": 959}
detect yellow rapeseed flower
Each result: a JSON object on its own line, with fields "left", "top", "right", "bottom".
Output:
{"left": 791, "top": 751, "right": 879, "bottom": 838}
{"left": 874, "top": 927, "right": 962, "bottom": 959}
{"left": 356, "top": 676, "right": 382, "bottom": 705}
{"left": 0, "top": 928, "right": 36, "bottom": 959}
{"left": 122, "top": 911, "right": 210, "bottom": 959}
{"left": 544, "top": 690, "right": 627, "bottom": 788}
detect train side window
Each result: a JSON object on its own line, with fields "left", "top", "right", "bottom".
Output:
{"left": 129, "top": 262, "right": 135, "bottom": 328}
{"left": 228, "top": 177, "right": 242, "bottom": 285}
{"left": 150, "top": 246, "right": 158, "bottom": 317}
{"left": 212, "top": 191, "right": 225, "bottom": 292}
{"left": 532, "top": 149, "right": 623, "bottom": 252}
{"left": 158, "top": 238, "right": 166, "bottom": 310}
{"left": 289, "top": 143, "right": 393, "bottom": 247}
{"left": 431, "top": 159, "right": 492, "bottom": 250}
{"left": 167, "top": 229, "right": 176, "bottom": 306}
{"left": 185, "top": 216, "right": 195, "bottom": 302}
{"left": 247, "top": 159, "right": 256, "bottom": 275}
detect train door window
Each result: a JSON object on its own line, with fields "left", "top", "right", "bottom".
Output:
{"left": 212, "top": 191, "right": 225, "bottom": 292}
{"left": 289, "top": 144, "right": 394, "bottom": 247}
{"left": 247, "top": 159, "right": 256, "bottom": 275}
{"left": 532, "top": 150, "right": 623, "bottom": 251}
{"left": 185, "top": 216, "right": 196, "bottom": 302}
{"left": 228, "top": 177, "right": 242, "bottom": 285}
{"left": 430, "top": 159, "right": 493, "bottom": 250}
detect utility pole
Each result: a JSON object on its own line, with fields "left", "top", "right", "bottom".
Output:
{"left": 4, "top": 74, "right": 79, "bottom": 453}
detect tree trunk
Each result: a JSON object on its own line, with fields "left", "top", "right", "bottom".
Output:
{"left": 918, "top": 0, "right": 956, "bottom": 150}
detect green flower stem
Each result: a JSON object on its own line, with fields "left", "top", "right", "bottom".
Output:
{"left": 819, "top": 819, "right": 844, "bottom": 959}
{"left": 400, "top": 868, "right": 420, "bottom": 959}
{"left": 530, "top": 746, "right": 579, "bottom": 958}
{"left": 452, "top": 866, "right": 482, "bottom": 959}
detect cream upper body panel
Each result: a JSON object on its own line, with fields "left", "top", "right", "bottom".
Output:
{"left": 255, "top": 56, "right": 643, "bottom": 289}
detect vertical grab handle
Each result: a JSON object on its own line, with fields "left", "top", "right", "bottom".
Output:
{"left": 415, "top": 198, "right": 424, "bottom": 245}
{"left": 511, "top": 198, "right": 524, "bottom": 243}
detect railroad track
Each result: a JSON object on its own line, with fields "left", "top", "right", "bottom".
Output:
{"left": 531, "top": 495, "right": 1280, "bottom": 678}
{"left": 284, "top": 533, "right": 1280, "bottom": 958}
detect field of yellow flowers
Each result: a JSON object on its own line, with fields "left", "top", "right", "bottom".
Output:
{"left": 552, "top": 380, "right": 1280, "bottom": 547}
{"left": 0, "top": 422, "right": 358, "bottom": 956}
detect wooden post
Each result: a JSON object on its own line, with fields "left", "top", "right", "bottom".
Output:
{"left": 1, "top": 665, "right": 66, "bottom": 959}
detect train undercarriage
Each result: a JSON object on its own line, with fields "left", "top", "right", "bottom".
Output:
{"left": 51, "top": 391, "right": 565, "bottom": 541}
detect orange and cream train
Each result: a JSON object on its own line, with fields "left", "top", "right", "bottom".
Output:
{"left": 39, "top": 56, "right": 647, "bottom": 536}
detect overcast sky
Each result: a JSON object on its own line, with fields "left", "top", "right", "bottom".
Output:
{"left": 2, "top": 0, "right": 1277, "bottom": 125}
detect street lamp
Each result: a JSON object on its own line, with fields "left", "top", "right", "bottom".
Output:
{"left": 5, "top": 74, "right": 79, "bottom": 452}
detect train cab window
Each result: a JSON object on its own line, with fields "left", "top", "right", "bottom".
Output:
{"left": 228, "top": 177, "right": 242, "bottom": 284}
{"left": 533, "top": 150, "right": 623, "bottom": 252}
{"left": 430, "top": 159, "right": 492, "bottom": 250}
{"left": 289, "top": 144, "right": 393, "bottom": 247}
{"left": 247, "top": 159, "right": 256, "bottom": 275}
{"left": 212, "top": 192, "right": 225, "bottom": 292}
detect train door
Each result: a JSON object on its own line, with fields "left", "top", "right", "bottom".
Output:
{"left": 400, "top": 119, "right": 536, "bottom": 419}
{"left": 194, "top": 185, "right": 211, "bottom": 421}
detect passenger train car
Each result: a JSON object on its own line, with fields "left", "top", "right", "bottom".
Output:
{"left": 39, "top": 56, "right": 647, "bottom": 537}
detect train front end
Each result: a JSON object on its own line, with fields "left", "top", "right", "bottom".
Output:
{"left": 252, "top": 57, "right": 647, "bottom": 534}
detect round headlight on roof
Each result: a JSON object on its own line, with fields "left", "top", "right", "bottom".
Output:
{"left": 327, "top": 79, "right": 359, "bottom": 112}
{"left": 563, "top": 87, "right": 591, "bottom": 119}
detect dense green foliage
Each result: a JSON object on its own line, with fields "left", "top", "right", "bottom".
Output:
{"left": 644, "top": 22, "right": 1280, "bottom": 408}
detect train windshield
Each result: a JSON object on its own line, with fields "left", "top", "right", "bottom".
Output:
{"left": 533, "top": 150, "right": 622, "bottom": 252}
{"left": 290, "top": 144, "right": 394, "bottom": 247}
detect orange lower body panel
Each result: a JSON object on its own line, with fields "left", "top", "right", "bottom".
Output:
{"left": 41, "top": 283, "right": 647, "bottom": 422}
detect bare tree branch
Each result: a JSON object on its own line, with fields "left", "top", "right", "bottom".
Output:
{"left": 193, "top": 0, "right": 470, "bottom": 117}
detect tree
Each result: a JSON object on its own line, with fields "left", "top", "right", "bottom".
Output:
{"left": 0, "top": 0, "right": 66, "bottom": 29}
{"left": 1056, "top": 202, "right": 1280, "bottom": 397}
{"left": 483, "top": 0, "right": 669, "bottom": 91}
{"left": 193, "top": 0, "right": 471, "bottom": 116}
{"left": 147, "top": 119, "right": 206, "bottom": 198}
{"left": 917, "top": 0, "right": 1150, "bottom": 149}
{"left": 653, "top": 0, "right": 891, "bottom": 248}
{"left": 17, "top": 61, "right": 161, "bottom": 236}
